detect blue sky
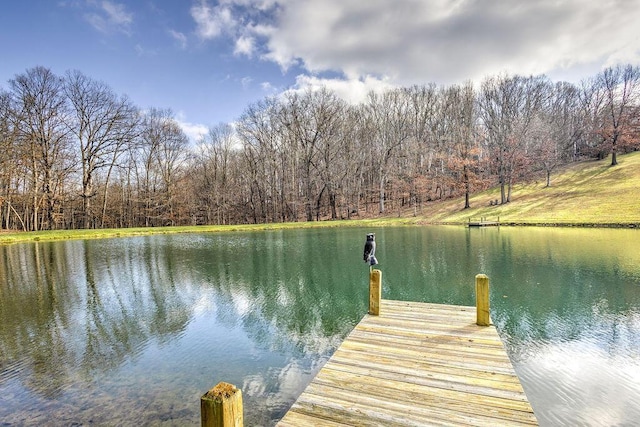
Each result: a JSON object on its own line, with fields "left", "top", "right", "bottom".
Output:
{"left": 2, "top": 1, "right": 639, "bottom": 141}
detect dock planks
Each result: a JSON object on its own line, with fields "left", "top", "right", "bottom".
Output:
{"left": 277, "top": 299, "right": 537, "bottom": 426}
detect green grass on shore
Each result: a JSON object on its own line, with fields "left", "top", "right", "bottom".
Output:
{"left": 0, "top": 217, "right": 416, "bottom": 245}
{"left": 1, "top": 152, "right": 638, "bottom": 245}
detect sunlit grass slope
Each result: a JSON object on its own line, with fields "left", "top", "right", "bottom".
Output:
{"left": 422, "top": 151, "right": 640, "bottom": 226}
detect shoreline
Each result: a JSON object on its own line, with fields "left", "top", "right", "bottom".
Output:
{"left": 433, "top": 221, "right": 640, "bottom": 228}
{"left": 2, "top": 218, "right": 639, "bottom": 245}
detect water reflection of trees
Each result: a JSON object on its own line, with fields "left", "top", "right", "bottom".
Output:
{"left": 0, "top": 239, "right": 198, "bottom": 401}
{"left": 178, "top": 230, "right": 368, "bottom": 355}
{"left": 4, "top": 227, "right": 637, "bottom": 423}
{"left": 482, "top": 228, "right": 640, "bottom": 361}
{"left": 0, "top": 230, "right": 370, "bottom": 419}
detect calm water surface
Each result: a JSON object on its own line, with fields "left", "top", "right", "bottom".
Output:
{"left": 0, "top": 226, "right": 639, "bottom": 426}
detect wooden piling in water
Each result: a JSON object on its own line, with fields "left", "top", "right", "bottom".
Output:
{"left": 369, "top": 268, "right": 381, "bottom": 315}
{"left": 475, "top": 274, "right": 491, "bottom": 326}
{"left": 201, "top": 382, "right": 243, "bottom": 427}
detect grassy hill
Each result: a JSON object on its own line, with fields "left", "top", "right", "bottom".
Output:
{"left": 417, "top": 151, "right": 640, "bottom": 226}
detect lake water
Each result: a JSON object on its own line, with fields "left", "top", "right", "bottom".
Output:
{"left": 0, "top": 226, "right": 639, "bottom": 426}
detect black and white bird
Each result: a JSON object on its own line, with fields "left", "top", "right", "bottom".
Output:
{"left": 363, "top": 233, "right": 377, "bottom": 265}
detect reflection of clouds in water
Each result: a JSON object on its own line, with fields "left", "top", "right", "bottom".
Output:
{"left": 233, "top": 290, "right": 251, "bottom": 317}
{"left": 286, "top": 317, "right": 345, "bottom": 354}
{"left": 500, "top": 299, "right": 640, "bottom": 426}
{"left": 517, "top": 339, "right": 640, "bottom": 426}
{"left": 276, "top": 359, "right": 327, "bottom": 398}
{"left": 242, "top": 357, "right": 329, "bottom": 425}
{"left": 501, "top": 301, "right": 640, "bottom": 358}
{"left": 591, "top": 301, "right": 640, "bottom": 357}
{"left": 192, "top": 293, "right": 215, "bottom": 316}
{"left": 277, "top": 282, "right": 292, "bottom": 306}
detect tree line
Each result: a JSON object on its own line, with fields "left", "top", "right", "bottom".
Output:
{"left": 1, "top": 65, "right": 638, "bottom": 230}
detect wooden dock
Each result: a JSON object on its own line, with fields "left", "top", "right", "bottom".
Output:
{"left": 468, "top": 217, "right": 500, "bottom": 227}
{"left": 277, "top": 299, "right": 537, "bottom": 426}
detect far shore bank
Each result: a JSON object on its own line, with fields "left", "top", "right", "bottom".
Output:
{"left": 2, "top": 217, "right": 639, "bottom": 246}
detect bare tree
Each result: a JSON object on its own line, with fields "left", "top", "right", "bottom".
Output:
{"left": 236, "top": 97, "right": 283, "bottom": 223}
{"left": 296, "top": 88, "right": 345, "bottom": 220}
{"left": 576, "top": 77, "right": 607, "bottom": 159}
{"left": 64, "top": 70, "right": 140, "bottom": 228}
{"left": 406, "top": 84, "right": 439, "bottom": 209}
{"left": 280, "top": 88, "right": 344, "bottom": 221}
{"left": 339, "top": 106, "right": 369, "bottom": 218}
{"left": 598, "top": 65, "right": 640, "bottom": 166}
{"left": 365, "top": 89, "right": 413, "bottom": 213}
{"left": 442, "top": 82, "right": 480, "bottom": 208}
{"left": 138, "top": 108, "right": 189, "bottom": 226}
{"left": 0, "top": 90, "right": 25, "bottom": 230}
{"left": 195, "top": 123, "right": 236, "bottom": 224}
{"left": 531, "top": 81, "right": 580, "bottom": 187}
{"left": 8, "top": 67, "right": 74, "bottom": 230}
{"left": 478, "top": 74, "right": 548, "bottom": 204}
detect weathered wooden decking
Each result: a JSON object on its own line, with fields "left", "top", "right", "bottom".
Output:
{"left": 277, "top": 299, "right": 537, "bottom": 426}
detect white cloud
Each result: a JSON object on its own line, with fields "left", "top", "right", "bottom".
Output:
{"left": 190, "top": 0, "right": 640, "bottom": 98}
{"left": 218, "top": 0, "right": 277, "bottom": 10}
{"left": 134, "top": 44, "right": 158, "bottom": 57}
{"left": 222, "top": 0, "right": 640, "bottom": 86}
{"left": 292, "top": 74, "right": 395, "bottom": 105}
{"left": 234, "top": 35, "right": 255, "bottom": 56}
{"left": 169, "top": 30, "right": 188, "bottom": 50}
{"left": 176, "top": 116, "right": 208, "bottom": 144}
{"left": 240, "top": 76, "right": 253, "bottom": 89}
{"left": 260, "top": 81, "right": 276, "bottom": 92}
{"left": 191, "top": 1, "right": 237, "bottom": 40}
{"left": 85, "top": 1, "right": 133, "bottom": 34}
{"left": 101, "top": 1, "right": 132, "bottom": 26}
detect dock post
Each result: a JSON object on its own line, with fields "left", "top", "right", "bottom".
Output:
{"left": 201, "top": 382, "right": 243, "bottom": 427}
{"left": 475, "top": 274, "right": 490, "bottom": 326}
{"left": 369, "top": 269, "right": 382, "bottom": 315}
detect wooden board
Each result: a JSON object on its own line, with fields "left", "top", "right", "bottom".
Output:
{"left": 277, "top": 300, "right": 537, "bottom": 426}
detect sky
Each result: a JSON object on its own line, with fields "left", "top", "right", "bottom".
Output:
{"left": 1, "top": 0, "right": 639, "bottom": 142}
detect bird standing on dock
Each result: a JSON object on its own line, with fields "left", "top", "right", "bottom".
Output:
{"left": 363, "top": 233, "right": 378, "bottom": 268}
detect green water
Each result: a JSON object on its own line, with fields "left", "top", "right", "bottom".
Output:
{"left": 0, "top": 226, "right": 639, "bottom": 425}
